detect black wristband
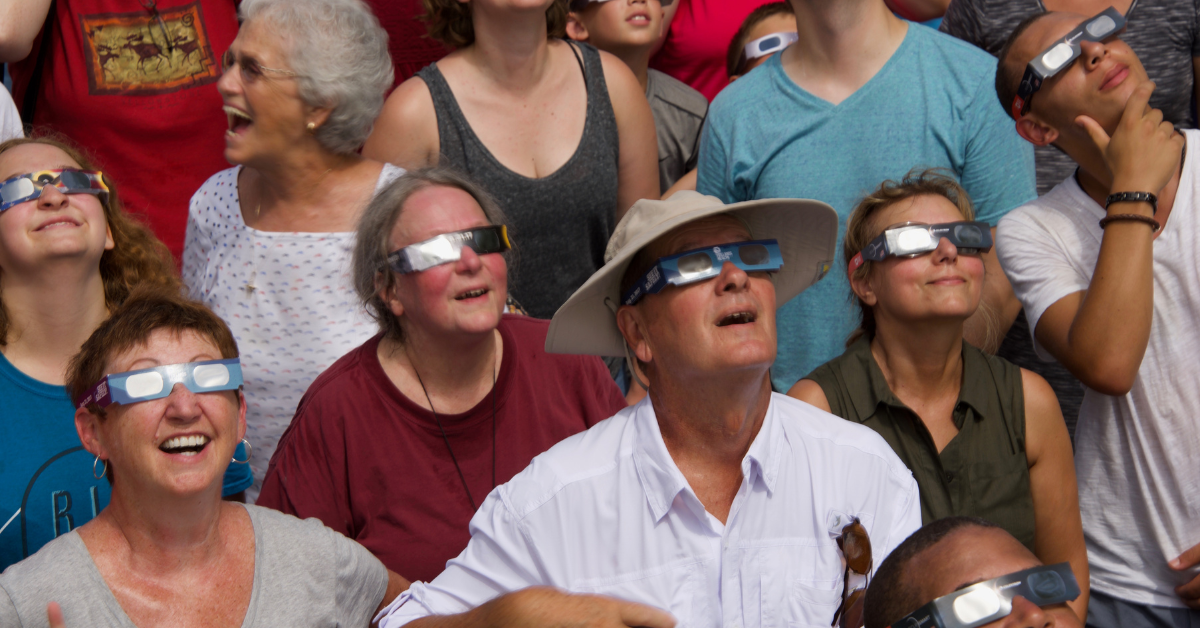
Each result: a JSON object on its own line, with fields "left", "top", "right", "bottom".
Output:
{"left": 1106, "top": 191, "right": 1157, "bottom": 215}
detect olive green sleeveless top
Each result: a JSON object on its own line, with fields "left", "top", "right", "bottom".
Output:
{"left": 805, "top": 337, "right": 1036, "bottom": 551}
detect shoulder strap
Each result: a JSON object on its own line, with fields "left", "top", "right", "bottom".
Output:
{"left": 21, "top": 0, "right": 56, "bottom": 126}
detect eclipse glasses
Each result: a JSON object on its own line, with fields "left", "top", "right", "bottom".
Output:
{"left": 77, "top": 359, "right": 244, "bottom": 409}
{"left": 848, "top": 221, "right": 992, "bottom": 277}
{"left": 1011, "top": 7, "right": 1126, "bottom": 118}
{"left": 737, "top": 31, "right": 799, "bottom": 74}
{"left": 622, "top": 240, "right": 782, "bottom": 306}
{"left": 388, "top": 225, "right": 510, "bottom": 274}
{"left": 0, "top": 168, "right": 110, "bottom": 211}
{"left": 890, "top": 563, "right": 1080, "bottom": 628}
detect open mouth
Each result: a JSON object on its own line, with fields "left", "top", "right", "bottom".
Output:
{"left": 627, "top": 13, "right": 650, "bottom": 23}
{"left": 35, "top": 218, "right": 81, "bottom": 231}
{"left": 456, "top": 288, "right": 488, "bottom": 300}
{"left": 717, "top": 311, "right": 757, "bottom": 327}
{"left": 224, "top": 106, "right": 253, "bottom": 137}
{"left": 160, "top": 435, "right": 211, "bottom": 456}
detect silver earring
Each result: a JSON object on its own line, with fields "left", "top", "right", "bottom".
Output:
{"left": 232, "top": 438, "right": 252, "bottom": 464}
{"left": 92, "top": 456, "right": 108, "bottom": 480}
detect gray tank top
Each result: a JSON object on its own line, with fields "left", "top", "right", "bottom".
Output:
{"left": 418, "top": 42, "right": 620, "bottom": 319}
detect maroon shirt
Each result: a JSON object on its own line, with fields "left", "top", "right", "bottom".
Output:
{"left": 257, "top": 315, "right": 626, "bottom": 582}
{"left": 360, "top": 0, "right": 449, "bottom": 86}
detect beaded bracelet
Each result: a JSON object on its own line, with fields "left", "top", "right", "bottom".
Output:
{"left": 1099, "top": 213, "right": 1160, "bottom": 232}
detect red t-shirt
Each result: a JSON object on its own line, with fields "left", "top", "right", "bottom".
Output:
{"left": 360, "top": 0, "right": 449, "bottom": 86}
{"left": 649, "top": 0, "right": 775, "bottom": 102}
{"left": 10, "top": 0, "right": 238, "bottom": 260}
{"left": 256, "top": 315, "right": 627, "bottom": 582}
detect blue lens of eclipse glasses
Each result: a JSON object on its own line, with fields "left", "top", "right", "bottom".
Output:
{"left": 622, "top": 239, "right": 782, "bottom": 306}
{"left": 77, "top": 359, "right": 244, "bottom": 409}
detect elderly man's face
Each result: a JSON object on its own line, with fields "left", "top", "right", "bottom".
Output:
{"left": 907, "top": 526, "right": 1083, "bottom": 628}
{"left": 1012, "top": 12, "right": 1147, "bottom": 132}
{"left": 621, "top": 215, "right": 777, "bottom": 382}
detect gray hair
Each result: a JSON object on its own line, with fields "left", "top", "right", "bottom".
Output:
{"left": 240, "top": 0, "right": 394, "bottom": 155}
{"left": 353, "top": 167, "right": 513, "bottom": 343}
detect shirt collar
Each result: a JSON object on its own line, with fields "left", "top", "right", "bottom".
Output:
{"left": 631, "top": 393, "right": 782, "bottom": 523}
{"left": 845, "top": 336, "right": 992, "bottom": 425}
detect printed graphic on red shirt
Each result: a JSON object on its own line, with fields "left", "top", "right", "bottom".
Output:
{"left": 80, "top": 1, "right": 220, "bottom": 96}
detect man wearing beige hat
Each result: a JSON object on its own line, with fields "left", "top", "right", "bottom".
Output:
{"left": 377, "top": 192, "right": 921, "bottom": 628}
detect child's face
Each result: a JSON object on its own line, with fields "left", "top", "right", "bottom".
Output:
{"left": 737, "top": 13, "right": 798, "bottom": 76}
{"left": 575, "top": 0, "right": 664, "bottom": 53}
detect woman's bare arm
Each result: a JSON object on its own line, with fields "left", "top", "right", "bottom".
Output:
{"left": 786, "top": 379, "right": 832, "bottom": 412}
{"left": 363, "top": 76, "right": 441, "bottom": 170}
{"left": 1022, "top": 368, "right": 1089, "bottom": 619}
{"left": 0, "top": 0, "right": 52, "bottom": 62}
{"left": 598, "top": 51, "right": 660, "bottom": 220}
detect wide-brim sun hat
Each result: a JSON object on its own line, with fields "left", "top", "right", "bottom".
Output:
{"left": 546, "top": 191, "right": 839, "bottom": 357}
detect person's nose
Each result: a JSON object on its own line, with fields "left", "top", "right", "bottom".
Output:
{"left": 714, "top": 260, "right": 750, "bottom": 294}
{"left": 37, "top": 183, "right": 71, "bottom": 211}
{"left": 930, "top": 236, "right": 959, "bottom": 264}
{"left": 456, "top": 246, "right": 484, "bottom": 273}
{"left": 1000, "top": 596, "right": 1056, "bottom": 628}
{"left": 217, "top": 57, "right": 241, "bottom": 98}
{"left": 162, "top": 383, "right": 203, "bottom": 423}
{"left": 1079, "top": 39, "right": 1108, "bottom": 72}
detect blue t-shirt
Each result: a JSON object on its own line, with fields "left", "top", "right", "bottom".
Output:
{"left": 0, "top": 353, "right": 253, "bottom": 570}
{"left": 698, "top": 23, "right": 1035, "bottom": 391}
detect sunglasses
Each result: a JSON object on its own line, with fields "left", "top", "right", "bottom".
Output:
{"left": 848, "top": 221, "right": 992, "bottom": 277}
{"left": 890, "top": 562, "right": 1081, "bottom": 628}
{"left": 0, "top": 169, "right": 110, "bottom": 212}
{"left": 77, "top": 359, "right": 244, "bottom": 409}
{"left": 388, "top": 225, "right": 511, "bottom": 274}
{"left": 622, "top": 239, "right": 782, "bottom": 306}
{"left": 221, "top": 49, "right": 299, "bottom": 84}
{"left": 833, "top": 518, "right": 872, "bottom": 628}
{"left": 737, "top": 31, "right": 799, "bottom": 74}
{"left": 1011, "top": 7, "right": 1126, "bottom": 118}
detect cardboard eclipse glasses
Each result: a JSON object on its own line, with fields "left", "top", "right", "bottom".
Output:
{"left": 891, "top": 563, "right": 1081, "bottom": 628}
{"left": 387, "top": 225, "right": 511, "bottom": 274}
{"left": 77, "top": 359, "right": 244, "bottom": 410}
{"left": 622, "top": 239, "right": 783, "bottom": 306}
{"left": 1011, "top": 7, "right": 1126, "bottom": 118}
{"left": 0, "top": 168, "right": 110, "bottom": 211}
{"left": 848, "top": 221, "right": 992, "bottom": 277}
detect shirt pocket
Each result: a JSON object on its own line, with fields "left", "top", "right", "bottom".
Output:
{"left": 785, "top": 579, "right": 842, "bottom": 628}
{"left": 571, "top": 558, "right": 705, "bottom": 628}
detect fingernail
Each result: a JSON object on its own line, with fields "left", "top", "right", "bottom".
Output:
{"left": 1171, "top": 558, "right": 1183, "bottom": 569}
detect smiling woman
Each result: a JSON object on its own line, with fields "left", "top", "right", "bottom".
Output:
{"left": 182, "top": 0, "right": 402, "bottom": 498}
{"left": 0, "top": 290, "right": 406, "bottom": 627}
{"left": 0, "top": 136, "right": 252, "bottom": 572}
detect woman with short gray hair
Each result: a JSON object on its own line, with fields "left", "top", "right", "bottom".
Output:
{"left": 256, "top": 167, "right": 626, "bottom": 582}
{"left": 182, "top": 0, "right": 402, "bottom": 498}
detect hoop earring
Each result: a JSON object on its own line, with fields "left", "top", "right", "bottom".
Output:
{"left": 92, "top": 456, "right": 108, "bottom": 480}
{"left": 231, "top": 439, "right": 252, "bottom": 464}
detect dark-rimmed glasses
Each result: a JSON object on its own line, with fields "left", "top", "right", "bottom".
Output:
{"left": 833, "top": 517, "right": 872, "bottom": 628}
{"left": 221, "top": 49, "right": 299, "bottom": 84}
{"left": 1011, "top": 7, "right": 1126, "bottom": 118}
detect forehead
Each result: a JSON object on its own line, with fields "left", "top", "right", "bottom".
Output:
{"left": 106, "top": 328, "right": 224, "bottom": 375}
{"left": 911, "top": 527, "right": 1041, "bottom": 600}
{"left": 876, "top": 194, "right": 967, "bottom": 229}
{"left": 650, "top": 214, "right": 753, "bottom": 259}
{"left": 746, "top": 13, "right": 797, "bottom": 42}
{"left": 1014, "top": 12, "right": 1091, "bottom": 68}
{"left": 231, "top": 16, "right": 290, "bottom": 63}
{"left": 392, "top": 184, "right": 490, "bottom": 247}
{"left": 0, "top": 143, "right": 81, "bottom": 182}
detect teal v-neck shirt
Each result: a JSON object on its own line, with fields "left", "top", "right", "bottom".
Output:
{"left": 698, "top": 23, "right": 1035, "bottom": 391}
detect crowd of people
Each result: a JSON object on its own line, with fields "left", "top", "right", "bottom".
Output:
{"left": 0, "top": 0, "right": 1197, "bottom": 626}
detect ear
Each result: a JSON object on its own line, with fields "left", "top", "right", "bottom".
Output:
{"left": 305, "top": 106, "right": 334, "bottom": 133}
{"left": 375, "top": 270, "right": 405, "bottom": 319}
{"left": 616, "top": 305, "right": 654, "bottom": 365}
{"left": 104, "top": 222, "right": 115, "bottom": 251}
{"left": 848, "top": 269, "right": 879, "bottom": 309}
{"left": 236, "top": 390, "right": 248, "bottom": 442}
{"left": 1015, "top": 115, "right": 1059, "bottom": 147}
{"left": 728, "top": 74, "right": 740, "bottom": 83}
{"left": 565, "top": 12, "right": 590, "bottom": 42}
{"left": 75, "top": 407, "right": 108, "bottom": 460}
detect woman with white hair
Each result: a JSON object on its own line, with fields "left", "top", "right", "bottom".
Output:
{"left": 182, "top": 0, "right": 401, "bottom": 497}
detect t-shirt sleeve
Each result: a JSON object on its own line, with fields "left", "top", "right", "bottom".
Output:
{"left": 221, "top": 445, "right": 254, "bottom": 496}
{"left": 995, "top": 210, "right": 1090, "bottom": 360}
{"left": 959, "top": 65, "right": 1036, "bottom": 225}
{"left": 696, "top": 106, "right": 737, "bottom": 202}
{"left": 0, "top": 586, "right": 20, "bottom": 628}
{"left": 256, "top": 398, "right": 354, "bottom": 539}
{"left": 330, "top": 522, "right": 390, "bottom": 626}
{"left": 181, "top": 193, "right": 212, "bottom": 300}
{"left": 377, "top": 488, "right": 546, "bottom": 626}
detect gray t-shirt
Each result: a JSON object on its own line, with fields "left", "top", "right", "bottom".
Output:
{"left": 0, "top": 504, "right": 388, "bottom": 627}
{"left": 645, "top": 69, "right": 708, "bottom": 192}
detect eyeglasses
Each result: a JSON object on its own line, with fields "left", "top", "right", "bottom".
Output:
{"left": 0, "top": 169, "right": 110, "bottom": 211}
{"left": 890, "top": 562, "right": 1081, "bottom": 628}
{"left": 77, "top": 359, "right": 244, "bottom": 409}
{"left": 622, "top": 239, "right": 782, "bottom": 306}
{"left": 833, "top": 518, "right": 872, "bottom": 628}
{"left": 1011, "top": 7, "right": 1126, "bottom": 118}
{"left": 848, "top": 221, "right": 992, "bottom": 277}
{"left": 221, "top": 49, "right": 299, "bottom": 84}
{"left": 737, "top": 31, "right": 799, "bottom": 74}
{"left": 388, "top": 225, "right": 511, "bottom": 274}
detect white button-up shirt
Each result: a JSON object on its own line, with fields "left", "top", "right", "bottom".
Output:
{"left": 378, "top": 393, "right": 921, "bottom": 628}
